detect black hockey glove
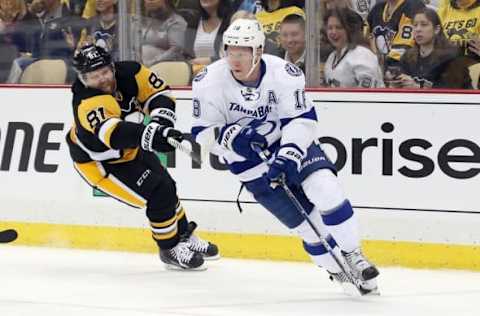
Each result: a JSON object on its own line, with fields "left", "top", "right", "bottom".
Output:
{"left": 141, "top": 122, "right": 184, "bottom": 153}
{"left": 150, "top": 107, "right": 176, "bottom": 127}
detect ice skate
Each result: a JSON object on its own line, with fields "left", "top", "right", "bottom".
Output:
{"left": 181, "top": 221, "right": 220, "bottom": 260}
{"left": 343, "top": 248, "right": 380, "bottom": 295}
{"left": 328, "top": 271, "right": 379, "bottom": 296}
{"left": 343, "top": 248, "right": 379, "bottom": 280}
{"left": 160, "top": 241, "right": 206, "bottom": 271}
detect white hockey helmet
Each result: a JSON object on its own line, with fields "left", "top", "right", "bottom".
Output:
{"left": 223, "top": 19, "right": 266, "bottom": 77}
{"left": 223, "top": 18, "right": 266, "bottom": 52}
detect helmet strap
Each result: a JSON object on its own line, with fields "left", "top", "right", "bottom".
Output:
{"left": 246, "top": 48, "right": 262, "bottom": 78}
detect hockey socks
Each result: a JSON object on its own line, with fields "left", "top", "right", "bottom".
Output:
{"left": 321, "top": 200, "right": 360, "bottom": 253}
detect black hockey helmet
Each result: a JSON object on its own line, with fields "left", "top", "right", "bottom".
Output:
{"left": 72, "top": 44, "right": 112, "bottom": 74}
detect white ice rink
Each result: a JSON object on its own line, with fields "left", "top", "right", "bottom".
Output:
{"left": 0, "top": 246, "right": 479, "bottom": 316}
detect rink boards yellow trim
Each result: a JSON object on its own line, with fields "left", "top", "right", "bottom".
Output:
{"left": 1, "top": 221, "right": 479, "bottom": 271}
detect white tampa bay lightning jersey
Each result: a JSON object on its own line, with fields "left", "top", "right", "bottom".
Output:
{"left": 324, "top": 45, "right": 385, "bottom": 88}
{"left": 191, "top": 54, "right": 318, "bottom": 182}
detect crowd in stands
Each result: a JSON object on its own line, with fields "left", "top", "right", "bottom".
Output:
{"left": 0, "top": 0, "right": 478, "bottom": 89}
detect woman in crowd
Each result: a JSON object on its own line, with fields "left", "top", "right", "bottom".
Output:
{"left": 141, "top": 0, "right": 187, "bottom": 66}
{"left": 437, "top": 0, "right": 480, "bottom": 61}
{"left": 184, "top": 0, "right": 233, "bottom": 72}
{"left": 387, "top": 7, "right": 471, "bottom": 88}
{"left": 323, "top": 7, "right": 384, "bottom": 88}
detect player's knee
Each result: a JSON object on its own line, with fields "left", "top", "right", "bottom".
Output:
{"left": 245, "top": 177, "right": 309, "bottom": 229}
{"left": 302, "top": 169, "right": 345, "bottom": 212}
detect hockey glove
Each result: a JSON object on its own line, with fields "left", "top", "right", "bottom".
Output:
{"left": 218, "top": 123, "right": 267, "bottom": 160}
{"left": 150, "top": 107, "right": 176, "bottom": 127}
{"left": 266, "top": 145, "right": 304, "bottom": 187}
{"left": 141, "top": 122, "right": 184, "bottom": 153}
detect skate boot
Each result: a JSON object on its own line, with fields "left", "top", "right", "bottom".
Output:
{"left": 343, "top": 248, "right": 380, "bottom": 294}
{"left": 160, "top": 241, "right": 206, "bottom": 270}
{"left": 181, "top": 221, "right": 220, "bottom": 260}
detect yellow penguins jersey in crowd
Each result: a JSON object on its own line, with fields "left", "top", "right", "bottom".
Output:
{"left": 255, "top": 6, "right": 305, "bottom": 50}
{"left": 367, "top": 0, "right": 425, "bottom": 62}
{"left": 66, "top": 61, "right": 175, "bottom": 164}
{"left": 438, "top": 0, "right": 480, "bottom": 58}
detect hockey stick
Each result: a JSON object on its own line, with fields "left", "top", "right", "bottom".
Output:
{"left": 167, "top": 137, "right": 203, "bottom": 165}
{"left": 251, "top": 144, "right": 365, "bottom": 296}
{"left": 0, "top": 229, "right": 18, "bottom": 243}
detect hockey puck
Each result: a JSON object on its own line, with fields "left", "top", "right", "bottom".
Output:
{"left": 0, "top": 229, "right": 18, "bottom": 243}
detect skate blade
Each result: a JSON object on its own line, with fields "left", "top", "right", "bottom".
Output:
{"left": 164, "top": 263, "right": 208, "bottom": 271}
{"left": 340, "top": 283, "right": 363, "bottom": 297}
{"left": 362, "top": 287, "right": 380, "bottom": 296}
{"left": 340, "top": 283, "right": 381, "bottom": 297}
{"left": 203, "top": 254, "right": 221, "bottom": 261}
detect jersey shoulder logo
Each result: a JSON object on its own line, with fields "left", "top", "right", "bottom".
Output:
{"left": 193, "top": 68, "right": 208, "bottom": 82}
{"left": 285, "top": 63, "right": 302, "bottom": 77}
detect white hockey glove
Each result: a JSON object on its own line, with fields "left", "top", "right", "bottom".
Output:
{"left": 218, "top": 123, "right": 267, "bottom": 160}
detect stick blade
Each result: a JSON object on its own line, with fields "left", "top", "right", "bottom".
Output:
{"left": 0, "top": 229, "right": 18, "bottom": 243}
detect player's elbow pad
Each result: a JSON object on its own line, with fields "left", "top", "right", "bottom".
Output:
{"left": 109, "top": 121, "right": 144, "bottom": 150}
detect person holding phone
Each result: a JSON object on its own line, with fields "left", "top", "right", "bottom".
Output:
{"left": 386, "top": 7, "right": 471, "bottom": 89}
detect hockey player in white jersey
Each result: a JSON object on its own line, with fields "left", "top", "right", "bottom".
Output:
{"left": 191, "top": 18, "right": 379, "bottom": 295}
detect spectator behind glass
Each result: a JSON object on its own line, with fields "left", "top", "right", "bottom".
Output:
{"left": 324, "top": 7, "right": 384, "bottom": 88}
{"left": 0, "top": 0, "right": 26, "bottom": 82}
{"left": 279, "top": 13, "right": 305, "bottom": 73}
{"left": 0, "top": 0, "right": 26, "bottom": 27}
{"left": 422, "top": 0, "right": 440, "bottom": 9}
{"left": 335, "top": 0, "right": 376, "bottom": 21}
{"left": 386, "top": 7, "right": 471, "bottom": 88}
{"left": 438, "top": 0, "right": 480, "bottom": 61}
{"left": 70, "top": 0, "right": 87, "bottom": 16}
{"left": 184, "top": 0, "right": 233, "bottom": 72}
{"left": 237, "top": 0, "right": 303, "bottom": 13}
{"left": 141, "top": 0, "right": 187, "bottom": 66}
{"left": 0, "top": 0, "right": 26, "bottom": 45}
{"left": 319, "top": 0, "right": 364, "bottom": 85}
{"left": 7, "top": 0, "right": 83, "bottom": 83}
{"left": 86, "top": 0, "right": 118, "bottom": 59}
{"left": 367, "top": 0, "right": 425, "bottom": 68}
{"left": 320, "top": 1, "right": 364, "bottom": 56}
{"left": 254, "top": 0, "right": 304, "bottom": 56}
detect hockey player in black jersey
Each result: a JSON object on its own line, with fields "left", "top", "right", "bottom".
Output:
{"left": 66, "top": 44, "right": 219, "bottom": 270}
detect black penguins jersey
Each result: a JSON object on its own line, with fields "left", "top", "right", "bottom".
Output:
{"left": 67, "top": 61, "right": 175, "bottom": 163}
{"left": 367, "top": 0, "right": 425, "bottom": 63}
